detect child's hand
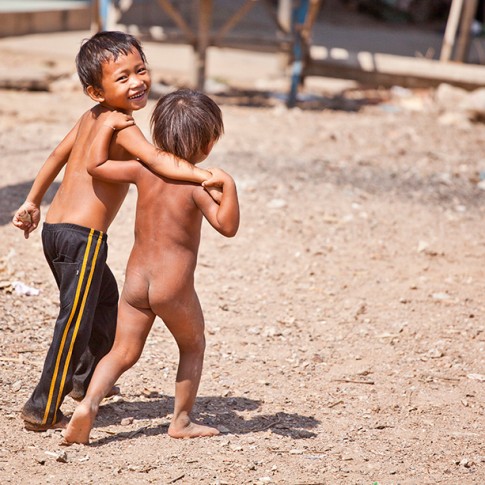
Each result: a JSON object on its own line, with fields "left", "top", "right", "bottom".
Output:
{"left": 204, "top": 186, "right": 223, "bottom": 204}
{"left": 202, "top": 167, "right": 228, "bottom": 188}
{"left": 103, "top": 111, "right": 135, "bottom": 131}
{"left": 12, "top": 201, "right": 40, "bottom": 239}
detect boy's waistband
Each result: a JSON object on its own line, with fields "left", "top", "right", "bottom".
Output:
{"left": 43, "top": 222, "right": 108, "bottom": 242}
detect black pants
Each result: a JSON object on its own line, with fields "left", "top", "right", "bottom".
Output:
{"left": 22, "top": 223, "right": 118, "bottom": 426}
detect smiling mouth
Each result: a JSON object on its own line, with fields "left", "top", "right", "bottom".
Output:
{"left": 129, "top": 90, "right": 146, "bottom": 100}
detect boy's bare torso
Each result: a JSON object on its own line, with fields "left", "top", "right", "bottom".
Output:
{"left": 122, "top": 168, "right": 204, "bottom": 309}
{"left": 46, "top": 106, "right": 133, "bottom": 232}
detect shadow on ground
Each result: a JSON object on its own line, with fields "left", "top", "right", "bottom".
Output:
{"left": 89, "top": 395, "right": 319, "bottom": 446}
{"left": 152, "top": 82, "right": 384, "bottom": 111}
{"left": 211, "top": 87, "right": 383, "bottom": 112}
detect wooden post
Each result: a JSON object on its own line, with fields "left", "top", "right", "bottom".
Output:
{"left": 194, "top": 0, "right": 212, "bottom": 91}
{"left": 440, "top": 0, "right": 464, "bottom": 61}
{"left": 455, "top": 0, "right": 478, "bottom": 62}
{"left": 277, "top": 0, "right": 292, "bottom": 33}
{"left": 91, "top": 0, "right": 101, "bottom": 33}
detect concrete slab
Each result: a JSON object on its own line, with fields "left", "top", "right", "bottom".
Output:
{"left": 0, "top": 1, "right": 88, "bottom": 13}
{"left": 0, "top": 1, "right": 90, "bottom": 37}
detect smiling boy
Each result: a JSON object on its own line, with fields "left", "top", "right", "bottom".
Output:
{"left": 12, "top": 31, "right": 221, "bottom": 432}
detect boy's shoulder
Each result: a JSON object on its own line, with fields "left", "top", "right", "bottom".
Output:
{"left": 78, "top": 104, "right": 113, "bottom": 124}
{"left": 75, "top": 105, "right": 102, "bottom": 130}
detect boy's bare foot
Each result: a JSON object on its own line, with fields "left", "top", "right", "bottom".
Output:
{"left": 21, "top": 411, "right": 69, "bottom": 432}
{"left": 168, "top": 421, "right": 220, "bottom": 439}
{"left": 61, "top": 402, "right": 96, "bottom": 445}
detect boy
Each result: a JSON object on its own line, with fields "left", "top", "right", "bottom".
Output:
{"left": 12, "top": 32, "right": 221, "bottom": 432}
{"left": 62, "top": 89, "right": 239, "bottom": 444}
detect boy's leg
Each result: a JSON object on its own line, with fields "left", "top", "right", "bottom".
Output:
{"left": 153, "top": 291, "right": 219, "bottom": 438}
{"left": 69, "top": 265, "right": 119, "bottom": 400}
{"left": 21, "top": 224, "right": 108, "bottom": 431}
{"left": 63, "top": 295, "right": 155, "bottom": 444}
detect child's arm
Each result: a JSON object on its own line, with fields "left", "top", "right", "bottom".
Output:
{"left": 193, "top": 168, "right": 240, "bottom": 237}
{"left": 114, "top": 124, "right": 223, "bottom": 187}
{"left": 86, "top": 112, "right": 142, "bottom": 183}
{"left": 12, "top": 120, "right": 80, "bottom": 239}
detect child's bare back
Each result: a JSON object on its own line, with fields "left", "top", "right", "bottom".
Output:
{"left": 123, "top": 170, "right": 204, "bottom": 309}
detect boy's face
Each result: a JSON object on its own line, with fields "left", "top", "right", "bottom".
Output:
{"left": 93, "top": 49, "right": 151, "bottom": 114}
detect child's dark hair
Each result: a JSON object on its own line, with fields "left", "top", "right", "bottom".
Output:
{"left": 76, "top": 31, "right": 147, "bottom": 93}
{"left": 150, "top": 89, "right": 224, "bottom": 161}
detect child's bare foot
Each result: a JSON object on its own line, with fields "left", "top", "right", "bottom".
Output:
{"left": 61, "top": 402, "right": 97, "bottom": 445}
{"left": 168, "top": 421, "right": 220, "bottom": 439}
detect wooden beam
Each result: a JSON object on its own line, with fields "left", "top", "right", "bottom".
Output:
{"left": 214, "top": 0, "right": 258, "bottom": 45}
{"left": 156, "top": 0, "right": 196, "bottom": 44}
{"left": 306, "top": 47, "right": 485, "bottom": 90}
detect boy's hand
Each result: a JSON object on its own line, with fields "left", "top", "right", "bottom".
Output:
{"left": 12, "top": 201, "right": 40, "bottom": 239}
{"left": 202, "top": 167, "right": 228, "bottom": 188}
{"left": 204, "top": 186, "right": 223, "bottom": 204}
{"left": 103, "top": 111, "right": 135, "bottom": 131}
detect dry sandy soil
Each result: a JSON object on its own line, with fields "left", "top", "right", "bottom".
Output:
{"left": 0, "top": 30, "right": 484, "bottom": 485}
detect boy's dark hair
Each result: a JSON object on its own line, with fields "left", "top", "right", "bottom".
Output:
{"left": 76, "top": 31, "right": 147, "bottom": 93}
{"left": 150, "top": 89, "right": 224, "bottom": 162}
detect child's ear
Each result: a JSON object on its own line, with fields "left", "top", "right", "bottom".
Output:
{"left": 86, "top": 85, "right": 105, "bottom": 103}
{"left": 202, "top": 140, "right": 215, "bottom": 156}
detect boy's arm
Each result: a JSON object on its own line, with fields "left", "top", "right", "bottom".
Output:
{"left": 115, "top": 125, "right": 222, "bottom": 186}
{"left": 87, "top": 114, "right": 141, "bottom": 183}
{"left": 193, "top": 168, "right": 240, "bottom": 237}
{"left": 12, "top": 120, "right": 80, "bottom": 239}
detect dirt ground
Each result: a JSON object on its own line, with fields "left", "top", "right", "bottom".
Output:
{"left": 0, "top": 26, "right": 485, "bottom": 485}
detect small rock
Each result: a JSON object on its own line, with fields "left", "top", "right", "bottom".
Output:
{"left": 427, "top": 348, "right": 444, "bottom": 359}
{"left": 11, "top": 380, "right": 22, "bottom": 392}
{"left": 467, "top": 373, "right": 485, "bottom": 382}
{"left": 417, "top": 240, "right": 429, "bottom": 253}
{"left": 266, "top": 198, "right": 287, "bottom": 209}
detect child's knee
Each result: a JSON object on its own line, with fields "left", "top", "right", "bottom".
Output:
{"left": 112, "top": 345, "right": 141, "bottom": 370}
{"left": 179, "top": 334, "right": 205, "bottom": 356}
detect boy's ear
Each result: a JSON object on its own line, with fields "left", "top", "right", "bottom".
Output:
{"left": 86, "top": 85, "right": 105, "bottom": 103}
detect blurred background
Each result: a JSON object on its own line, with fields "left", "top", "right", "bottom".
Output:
{"left": 1, "top": 0, "right": 485, "bottom": 106}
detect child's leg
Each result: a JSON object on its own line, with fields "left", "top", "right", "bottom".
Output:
{"left": 154, "top": 292, "right": 219, "bottom": 439}
{"left": 62, "top": 296, "right": 155, "bottom": 445}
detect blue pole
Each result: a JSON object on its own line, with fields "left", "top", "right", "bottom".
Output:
{"left": 99, "top": 0, "right": 110, "bottom": 30}
{"left": 287, "top": 0, "right": 309, "bottom": 108}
